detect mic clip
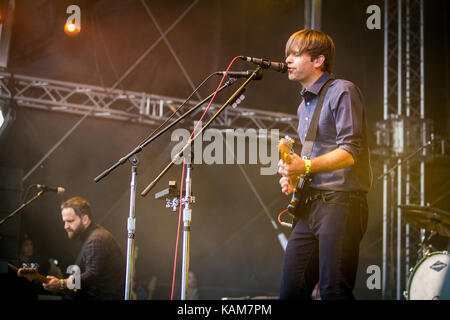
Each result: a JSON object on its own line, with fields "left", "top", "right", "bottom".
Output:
{"left": 215, "top": 69, "right": 263, "bottom": 80}
{"left": 155, "top": 181, "right": 181, "bottom": 212}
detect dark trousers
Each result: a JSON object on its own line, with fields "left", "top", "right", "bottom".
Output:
{"left": 279, "top": 190, "right": 368, "bottom": 300}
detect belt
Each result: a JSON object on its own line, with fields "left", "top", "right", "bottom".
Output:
{"left": 309, "top": 189, "right": 338, "bottom": 202}
{"left": 308, "top": 189, "right": 366, "bottom": 202}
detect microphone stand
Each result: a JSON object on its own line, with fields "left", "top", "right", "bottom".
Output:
{"left": 124, "top": 155, "right": 138, "bottom": 300}
{"left": 140, "top": 66, "right": 262, "bottom": 300}
{"left": 93, "top": 79, "right": 237, "bottom": 183}
{"left": 181, "top": 161, "right": 193, "bottom": 300}
{"left": 377, "top": 139, "right": 433, "bottom": 180}
{"left": 378, "top": 138, "right": 433, "bottom": 299}
{"left": 92, "top": 78, "right": 237, "bottom": 300}
{"left": 0, "top": 190, "right": 44, "bottom": 227}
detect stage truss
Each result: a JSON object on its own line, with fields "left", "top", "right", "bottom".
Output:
{"left": 0, "top": 71, "right": 298, "bottom": 138}
{"left": 375, "top": 0, "right": 449, "bottom": 300}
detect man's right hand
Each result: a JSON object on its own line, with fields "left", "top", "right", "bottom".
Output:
{"left": 43, "top": 275, "right": 62, "bottom": 292}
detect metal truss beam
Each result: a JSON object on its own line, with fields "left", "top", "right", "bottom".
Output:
{"left": 379, "top": 0, "right": 428, "bottom": 301}
{"left": 0, "top": 71, "right": 298, "bottom": 137}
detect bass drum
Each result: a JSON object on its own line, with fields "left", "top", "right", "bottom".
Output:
{"left": 406, "top": 251, "right": 450, "bottom": 300}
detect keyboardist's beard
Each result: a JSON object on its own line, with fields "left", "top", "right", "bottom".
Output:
{"left": 66, "top": 223, "right": 85, "bottom": 240}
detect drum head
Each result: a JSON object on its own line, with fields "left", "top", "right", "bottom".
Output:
{"left": 407, "top": 251, "right": 450, "bottom": 300}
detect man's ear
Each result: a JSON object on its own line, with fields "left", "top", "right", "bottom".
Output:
{"left": 313, "top": 55, "right": 326, "bottom": 70}
{"left": 81, "top": 214, "right": 90, "bottom": 227}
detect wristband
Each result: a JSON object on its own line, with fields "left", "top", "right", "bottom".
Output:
{"left": 68, "top": 275, "right": 77, "bottom": 292}
{"left": 59, "top": 278, "right": 65, "bottom": 290}
{"left": 304, "top": 159, "right": 312, "bottom": 175}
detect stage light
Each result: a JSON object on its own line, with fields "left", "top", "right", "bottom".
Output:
{"left": 64, "top": 22, "right": 80, "bottom": 36}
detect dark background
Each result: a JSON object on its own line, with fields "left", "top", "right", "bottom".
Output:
{"left": 0, "top": 0, "right": 449, "bottom": 300}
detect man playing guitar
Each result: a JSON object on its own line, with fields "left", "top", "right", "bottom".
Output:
{"left": 42, "top": 197, "right": 125, "bottom": 299}
{"left": 278, "top": 29, "right": 372, "bottom": 300}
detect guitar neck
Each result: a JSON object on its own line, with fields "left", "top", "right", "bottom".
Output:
{"left": 30, "top": 273, "right": 50, "bottom": 283}
{"left": 9, "top": 264, "right": 50, "bottom": 283}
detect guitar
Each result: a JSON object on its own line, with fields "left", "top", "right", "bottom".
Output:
{"left": 8, "top": 264, "right": 49, "bottom": 283}
{"left": 278, "top": 136, "right": 312, "bottom": 228}
{"left": 9, "top": 263, "right": 80, "bottom": 297}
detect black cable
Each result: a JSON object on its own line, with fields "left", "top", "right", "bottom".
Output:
{"left": 21, "top": 184, "right": 37, "bottom": 203}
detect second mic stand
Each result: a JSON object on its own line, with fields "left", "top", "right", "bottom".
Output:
{"left": 124, "top": 155, "right": 139, "bottom": 300}
{"left": 378, "top": 138, "right": 433, "bottom": 180}
{"left": 93, "top": 78, "right": 237, "bottom": 300}
{"left": 378, "top": 137, "right": 434, "bottom": 300}
{"left": 181, "top": 162, "right": 194, "bottom": 300}
{"left": 140, "top": 66, "right": 262, "bottom": 300}
{"left": 0, "top": 189, "right": 44, "bottom": 227}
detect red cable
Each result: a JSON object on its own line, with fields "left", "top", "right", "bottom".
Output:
{"left": 278, "top": 209, "right": 288, "bottom": 225}
{"left": 170, "top": 56, "right": 241, "bottom": 299}
{"left": 315, "top": 282, "right": 319, "bottom": 300}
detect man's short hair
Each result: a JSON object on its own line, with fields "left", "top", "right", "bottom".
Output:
{"left": 61, "top": 196, "right": 92, "bottom": 220}
{"left": 285, "top": 29, "right": 335, "bottom": 73}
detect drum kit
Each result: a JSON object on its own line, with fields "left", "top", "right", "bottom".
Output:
{"left": 399, "top": 204, "right": 450, "bottom": 300}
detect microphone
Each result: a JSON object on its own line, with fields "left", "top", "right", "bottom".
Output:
{"left": 37, "top": 184, "right": 66, "bottom": 194}
{"left": 239, "top": 56, "right": 287, "bottom": 73}
{"left": 215, "top": 70, "right": 263, "bottom": 80}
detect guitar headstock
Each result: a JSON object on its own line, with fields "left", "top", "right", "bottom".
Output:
{"left": 17, "top": 267, "right": 48, "bottom": 283}
{"left": 18, "top": 267, "right": 39, "bottom": 281}
{"left": 278, "top": 136, "right": 295, "bottom": 163}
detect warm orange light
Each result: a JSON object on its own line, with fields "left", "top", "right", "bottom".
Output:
{"left": 64, "top": 22, "right": 80, "bottom": 36}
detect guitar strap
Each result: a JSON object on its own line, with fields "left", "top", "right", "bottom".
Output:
{"left": 300, "top": 78, "right": 334, "bottom": 160}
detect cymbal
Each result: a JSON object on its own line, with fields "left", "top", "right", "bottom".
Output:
{"left": 398, "top": 204, "right": 450, "bottom": 237}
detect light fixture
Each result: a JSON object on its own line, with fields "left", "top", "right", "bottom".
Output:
{"left": 64, "top": 22, "right": 80, "bottom": 36}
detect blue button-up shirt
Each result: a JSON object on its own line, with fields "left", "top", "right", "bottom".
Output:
{"left": 297, "top": 72, "right": 372, "bottom": 192}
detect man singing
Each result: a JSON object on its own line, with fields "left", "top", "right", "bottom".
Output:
{"left": 43, "top": 196, "right": 125, "bottom": 299}
{"left": 278, "top": 29, "right": 372, "bottom": 300}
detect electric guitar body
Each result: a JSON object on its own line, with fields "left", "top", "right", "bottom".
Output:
{"left": 278, "top": 136, "right": 311, "bottom": 228}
